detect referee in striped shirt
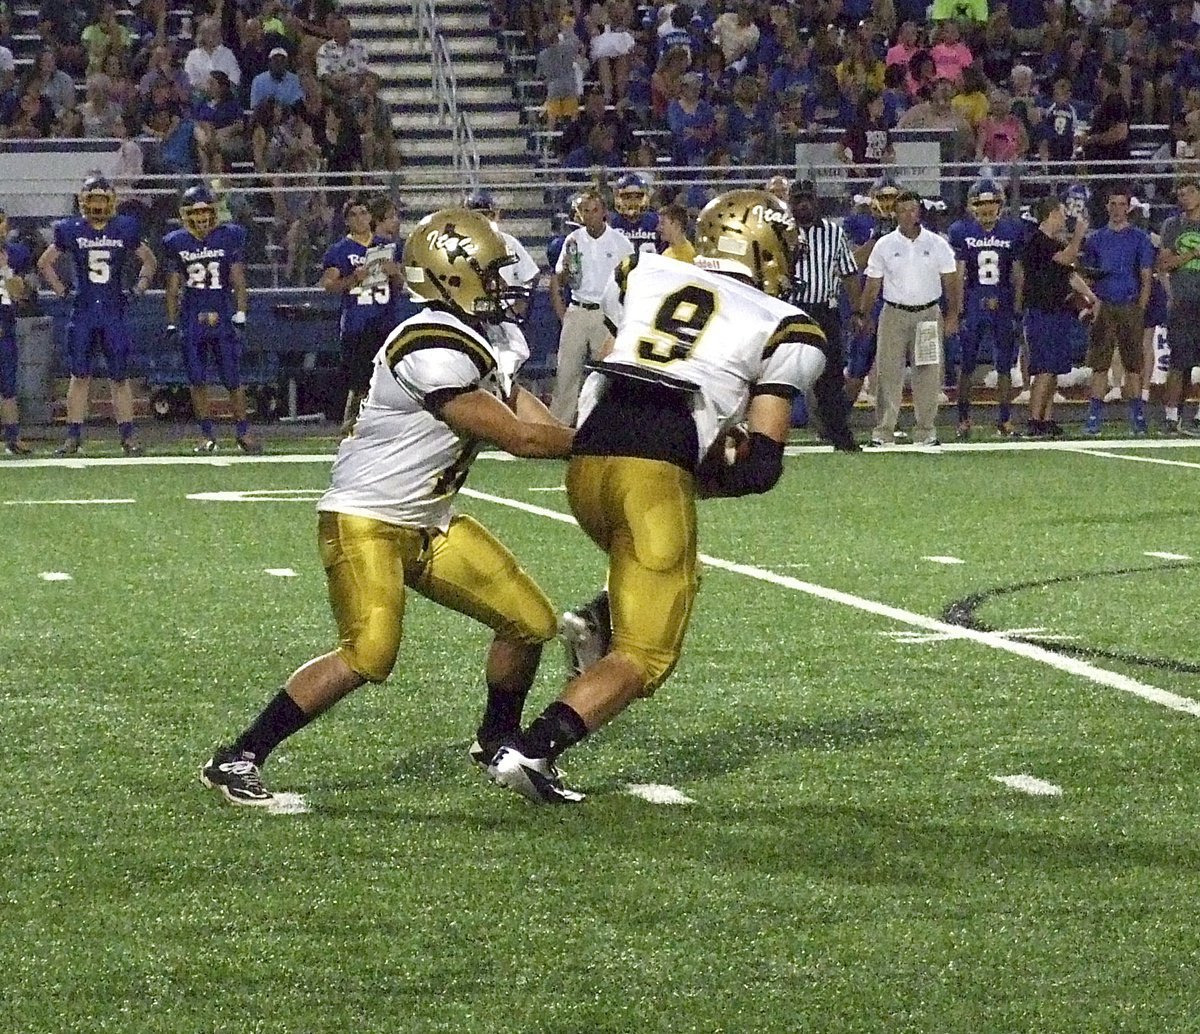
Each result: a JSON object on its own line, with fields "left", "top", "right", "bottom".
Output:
{"left": 789, "top": 179, "right": 862, "bottom": 452}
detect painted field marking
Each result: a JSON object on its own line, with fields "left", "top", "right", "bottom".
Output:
{"left": 924, "top": 555, "right": 965, "bottom": 565}
{"left": 528, "top": 486, "right": 567, "bottom": 493}
{"left": 266, "top": 792, "right": 310, "bottom": 815}
{"left": 264, "top": 568, "right": 298, "bottom": 578}
{"left": 3, "top": 498, "right": 135, "bottom": 506}
{"left": 623, "top": 783, "right": 696, "bottom": 805}
{"left": 1145, "top": 551, "right": 1193, "bottom": 561}
{"left": 187, "top": 489, "right": 323, "bottom": 503}
{"left": 38, "top": 572, "right": 73, "bottom": 582}
{"left": 4, "top": 437, "right": 1200, "bottom": 471}
{"left": 991, "top": 774, "right": 1063, "bottom": 797}
{"left": 1074, "top": 449, "right": 1200, "bottom": 471}
{"left": 460, "top": 487, "right": 1200, "bottom": 719}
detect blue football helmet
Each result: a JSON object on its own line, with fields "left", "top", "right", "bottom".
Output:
{"left": 968, "top": 178, "right": 1004, "bottom": 224}
{"left": 464, "top": 191, "right": 498, "bottom": 217}
{"left": 78, "top": 174, "right": 117, "bottom": 225}
{"left": 614, "top": 172, "right": 652, "bottom": 218}
{"left": 180, "top": 184, "right": 218, "bottom": 238}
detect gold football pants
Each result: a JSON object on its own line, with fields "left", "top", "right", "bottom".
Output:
{"left": 318, "top": 511, "right": 558, "bottom": 683}
{"left": 566, "top": 455, "right": 699, "bottom": 693}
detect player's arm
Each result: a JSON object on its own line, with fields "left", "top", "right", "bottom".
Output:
{"left": 1137, "top": 262, "right": 1152, "bottom": 311}
{"left": 438, "top": 389, "right": 574, "bottom": 458}
{"left": 696, "top": 393, "right": 792, "bottom": 499}
{"left": 231, "top": 261, "right": 248, "bottom": 324}
{"left": 1068, "top": 270, "right": 1099, "bottom": 308}
{"left": 548, "top": 270, "right": 567, "bottom": 321}
{"left": 1012, "top": 259, "right": 1024, "bottom": 313}
{"left": 319, "top": 261, "right": 369, "bottom": 294}
{"left": 164, "top": 269, "right": 182, "bottom": 326}
{"left": 509, "top": 385, "right": 570, "bottom": 428}
{"left": 1051, "top": 216, "right": 1088, "bottom": 266}
{"left": 852, "top": 236, "right": 877, "bottom": 269}
{"left": 857, "top": 273, "right": 882, "bottom": 324}
{"left": 941, "top": 268, "right": 962, "bottom": 335}
{"left": 37, "top": 243, "right": 68, "bottom": 298}
{"left": 134, "top": 241, "right": 157, "bottom": 295}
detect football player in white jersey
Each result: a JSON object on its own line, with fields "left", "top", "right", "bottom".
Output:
{"left": 485, "top": 189, "right": 829, "bottom": 804}
{"left": 200, "top": 208, "right": 577, "bottom": 808}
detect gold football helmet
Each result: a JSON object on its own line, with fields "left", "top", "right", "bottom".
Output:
{"left": 179, "top": 184, "right": 218, "bottom": 238}
{"left": 78, "top": 175, "right": 117, "bottom": 226}
{"left": 869, "top": 176, "right": 900, "bottom": 220}
{"left": 403, "top": 208, "right": 521, "bottom": 323}
{"left": 694, "top": 189, "right": 797, "bottom": 298}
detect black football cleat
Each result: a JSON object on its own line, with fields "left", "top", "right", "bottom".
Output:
{"left": 195, "top": 439, "right": 217, "bottom": 454}
{"left": 121, "top": 438, "right": 144, "bottom": 456}
{"left": 3, "top": 439, "right": 32, "bottom": 456}
{"left": 53, "top": 438, "right": 81, "bottom": 457}
{"left": 236, "top": 436, "right": 264, "bottom": 455}
{"left": 486, "top": 745, "right": 584, "bottom": 804}
{"left": 199, "top": 746, "right": 275, "bottom": 807}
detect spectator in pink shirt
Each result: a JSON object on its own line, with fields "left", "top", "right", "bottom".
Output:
{"left": 886, "top": 22, "right": 921, "bottom": 70}
{"left": 976, "top": 89, "right": 1028, "bottom": 169}
{"left": 931, "top": 20, "right": 973, "bottom": 84}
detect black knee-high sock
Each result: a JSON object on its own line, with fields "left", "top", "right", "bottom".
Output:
{"left": 523, "top": 701, "right": 589, "bottom": 761}
{"left": 231, "top": 689, "right": 312, "bottom": 763}
{"left": 478, "top": 679, "right": 530, "bottom": 745}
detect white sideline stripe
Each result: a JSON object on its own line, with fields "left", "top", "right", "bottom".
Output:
{"left": 38, "top": 572, "right": 73, "bottom": 581}
{"left": 528, "top": 486, "right": 567, "bottom": 492}
{"left": 3, "top": 438, "right": 1200, "bottom": 471}
{"left": 991, "top": 774, "right": 1063, "bottom": 797}
{"left": 3, "top": 498, "right": 135, "bottom": 505}
{"left": 264, "top": 568, "right": 298, "bottom": 577}
{"left": 460, "top": 488, "right": 1200, "bottom": 719}
{"left": 1074, "top": 448, "right": 1200, "bottom": 471}
{"left": 624, "top": 783, "right": 696, "bottom": 805}
{"left": 1145, "top": 551, "right": 1193, "bottom": 561}
{"left": 923, "top": 555, "right": 965, "bottom": 565}
{"left": 266, "top": 792, "right": 310, "bottom": 815}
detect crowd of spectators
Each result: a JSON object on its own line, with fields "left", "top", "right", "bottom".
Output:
{"left": 1, "top": 2, "right": 403, "bottom": 283}
{"left": 516, "top": 0, "right": 1200, "bottom": 182}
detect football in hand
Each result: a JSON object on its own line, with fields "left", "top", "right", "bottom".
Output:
{"left": 712, "top": 423, "right": 751, "bottom": 466}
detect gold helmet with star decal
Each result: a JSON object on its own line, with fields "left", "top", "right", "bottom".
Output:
{"left": 694, "top": 189, "right": 797, "bottom": 298}
{"left": 403, "top": 207, "right": 523, "bottom": 323}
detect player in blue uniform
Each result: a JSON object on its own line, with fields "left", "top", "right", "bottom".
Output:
{"left": 0, "top": 210, "right": 36, "bottom": 455}
{"left": 610, "top": 172, "right": 661, "bottom": 254}
{"left": 844, "top": 175, "right": 899, "bottom": 409}
{"left": 163, "top": 185, "right": 259, "bottom": 454}
{"left": 37, "top": 175, "right": 158, "bottom": 456}
{"left": 319, "top": 198, "right": 403, "bottom": 433}
{"left": 947, "top": 179, "right": 1026, "bottom": 437}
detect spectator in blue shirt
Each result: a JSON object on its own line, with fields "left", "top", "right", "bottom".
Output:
{"left": 250, "top": 47, "right": 303, "bottom": 112}
{"left": 1082, "top": 189, "right": 1156, "bottom": 435}
{"left": 667, "top": 72, "right": 717, "bottom": 164}
{"left": 769, "top": 39, "right": 814, "bottom": 98}
{"left": 1039, "top": 78, "right": 1080, "bottom": 165}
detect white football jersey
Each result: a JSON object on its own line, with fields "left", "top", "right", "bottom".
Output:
{"left": 318, "top": 307, "right": 511, "bottom": 530}
{"left": 581, "top": 253, "right": 826, "bottom": 462}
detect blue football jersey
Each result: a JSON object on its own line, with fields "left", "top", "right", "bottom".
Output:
{"left": 322, "top": 234, "right": 399, "bottom": 335}
{"left": 843, "top": 211, "right": 886, "bottom": 248}
{"left": 53, "top": 214, "right": 143, "bottom": 310}
{"left": 163, "top": 223, "right": 245, "bottom": 315}
{"left": 0, "top": 240, "right": 33, "bottom": 326}
{"left": 948, "top": 215, "right": 1024, "bottom": 311}
{"left": 612, "top": 211, "right": 661, "bottom": 254}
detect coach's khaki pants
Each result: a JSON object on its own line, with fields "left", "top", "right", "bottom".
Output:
{"left": 872, "top": 302, "right": 943, "bottom": 443}
{"left": 551, "top": 305, "right": 610, "bottom": 425}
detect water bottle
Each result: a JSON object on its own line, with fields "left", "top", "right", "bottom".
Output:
{"left": 565, "top": 237, "right": 582, "bottom": 292}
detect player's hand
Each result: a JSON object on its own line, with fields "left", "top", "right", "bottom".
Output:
{"left": 944, "top": 312, "right": 960, "bottom": 338}
{"left": 850, "top": 312, "right": 867, "bottom": 335}
{"left": 133, "top": 276, "right": 151, "bottom": 297}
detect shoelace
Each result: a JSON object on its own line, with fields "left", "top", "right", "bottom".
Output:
{"left": 221, "top": 759, "right": 266, "bottom": 790}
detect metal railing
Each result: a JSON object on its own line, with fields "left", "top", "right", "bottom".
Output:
{"left": 411, "top": 0, "right": 480, "bottom": 191}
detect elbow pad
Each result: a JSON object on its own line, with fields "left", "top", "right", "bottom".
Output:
{"left": 708, "top": 433, "right": 785, "bottom": 497}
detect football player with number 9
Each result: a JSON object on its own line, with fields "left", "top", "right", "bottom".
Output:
{"left": 484, "top": 189, "right": 830, "bottom": 805}
{"left": 947, "top": 179, "right": 1026, "bottom": 437}
{"left": 163, "top": 185, "right": 260, "bottom": 453}
{"left": 38, "top": 174, "right": 157, "bottom": 455}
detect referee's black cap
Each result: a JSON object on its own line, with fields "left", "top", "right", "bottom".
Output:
{"left": 790, "top": 179, "right": 817, "bottom": 201}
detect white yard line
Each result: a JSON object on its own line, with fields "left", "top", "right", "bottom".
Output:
{"left": 623, "top": 783, "right": 696, "bottom": 805}
{"left": 38, "top": 572, "right": 73, "bottom": 581}
{"left": 1145, "top": 551, "right": 1193, "bottom": 561}
{"left": 991, "top": 774, "right": 1063, "bottom": 797}
{"left": 923, "top": 555, "right": 965, "bottom": 565}
{"left": 264, "top": 568, "right": 298, "bottom": 577}
{"left": 3, "top": 498, "right": 135, "bottom": 505}
{"left": 460, "top": 487, "right": 1200, "bottom": 719}
{"left": 1072, "top": 449, "right": 1200, "bottom": 471}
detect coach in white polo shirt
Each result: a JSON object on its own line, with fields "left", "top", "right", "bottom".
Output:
{"left": 548, "top": 190, "right": 634, "bottom": 423}
{"left": 857, "top": 190, "right": 961, "bottom": 446}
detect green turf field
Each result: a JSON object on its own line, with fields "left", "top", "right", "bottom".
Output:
{"left": 3, "top": 442, "right": 1199, "bottom": 1033}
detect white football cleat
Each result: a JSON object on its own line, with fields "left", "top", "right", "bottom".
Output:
{"left": 486, "top": 745, "right": 585, "bottom": 805}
